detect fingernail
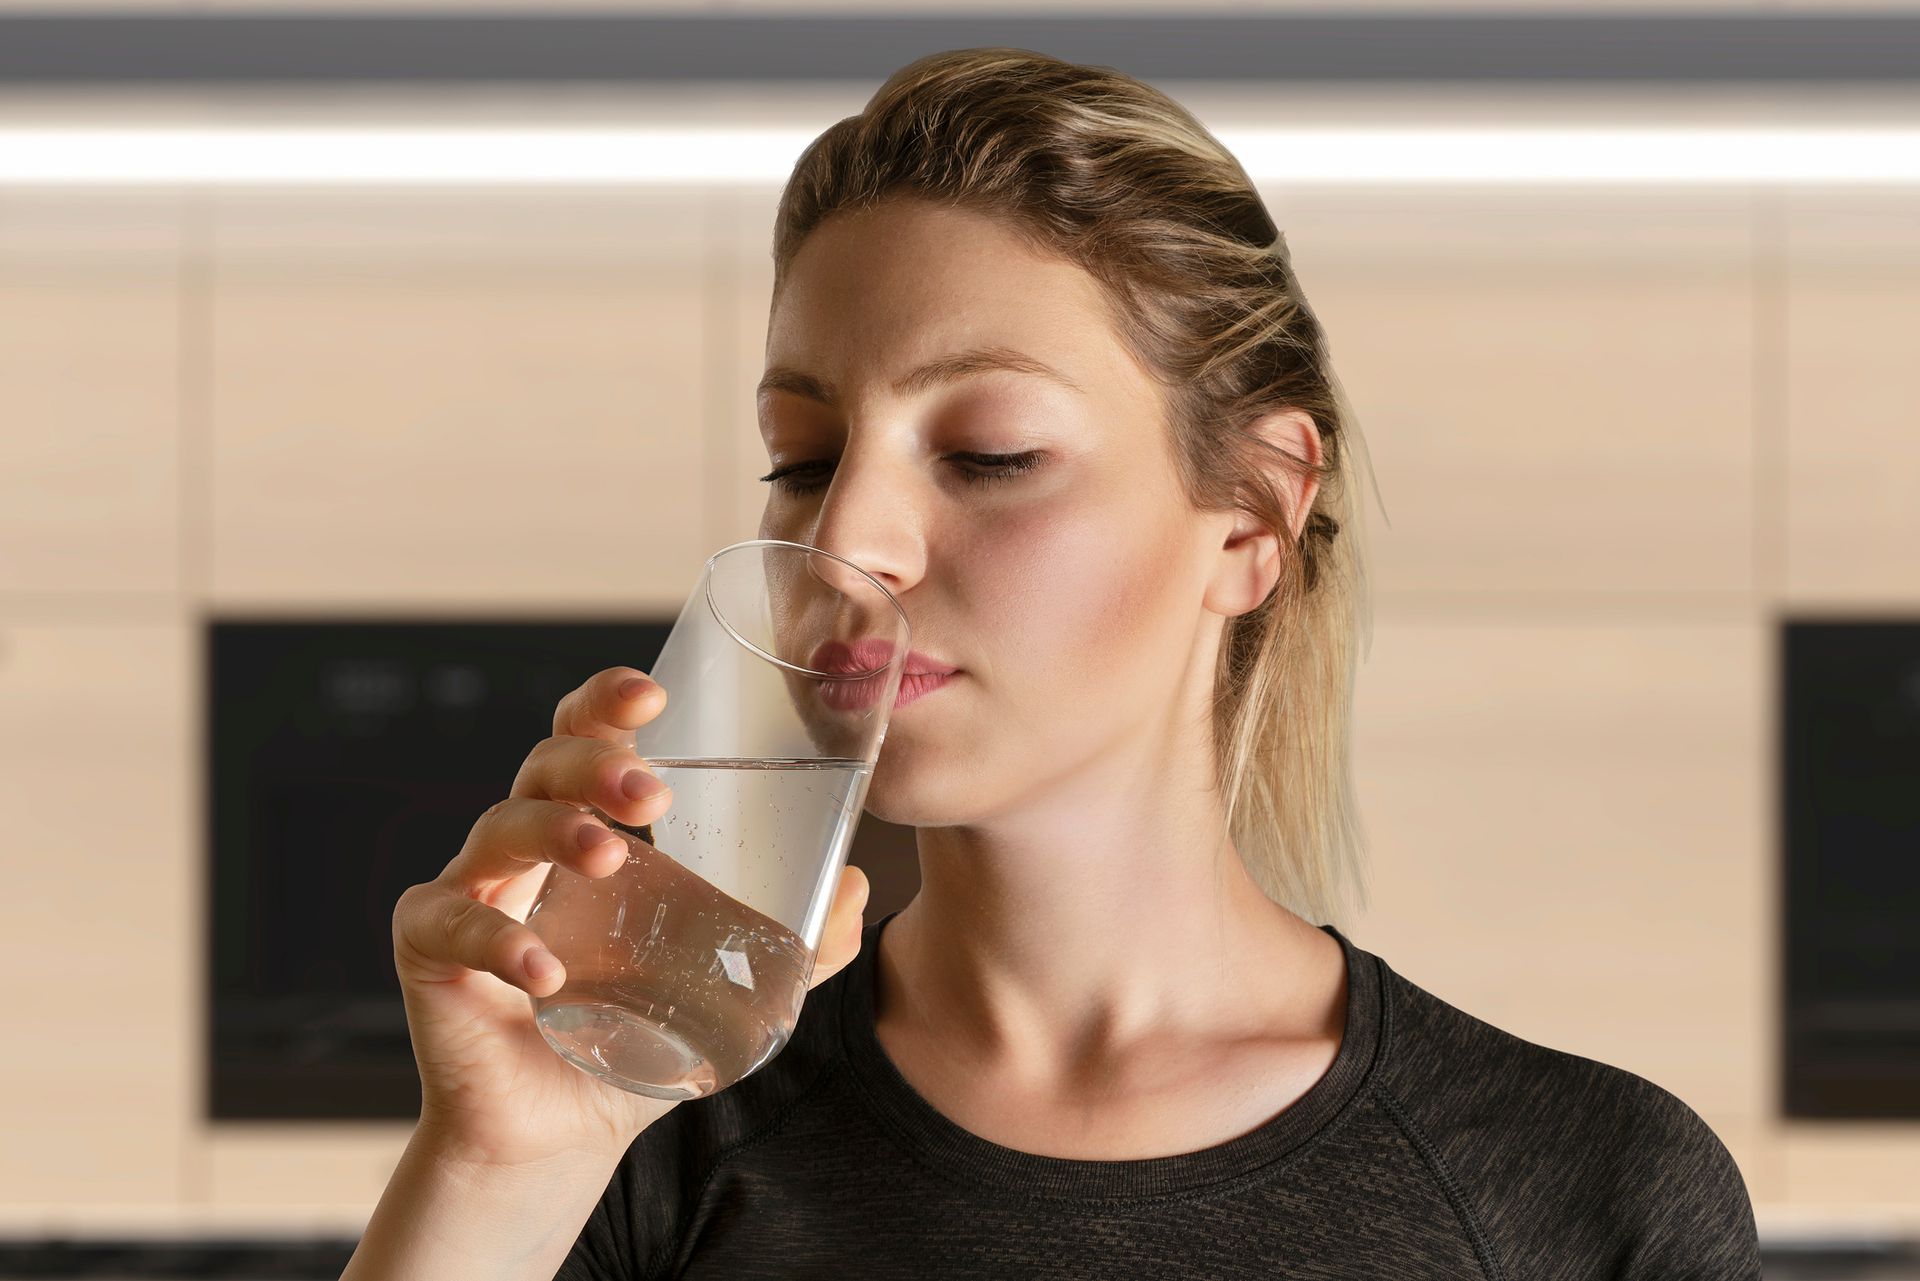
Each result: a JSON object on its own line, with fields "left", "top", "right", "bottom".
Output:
{"left": 524, "top": 946, "right": 560, "bottom": 982}
{"left": 619, "top": 677, "right": 653, "bottom": 700}
{"left": 576, "top": 820, "right": 619, "bottom": 852}
{"left": 622, "top": 769, "right": 669, "bottom": 802}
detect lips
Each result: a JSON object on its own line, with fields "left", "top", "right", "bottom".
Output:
{"left": 893, "top": 670, "right": 958, "bottom": 708}
{"left": 809, "top": 638, "right": 958, "bottom": 712}
{"left": 809, "top": 639, "right": 955, "bottom": 678}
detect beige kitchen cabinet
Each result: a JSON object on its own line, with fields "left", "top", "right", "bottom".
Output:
{"left": 1783, "top": 188, "right": 1920, "bottom": 606}
{"left": 206, "top": 187, "right": 718, "bottom": 611}
{"left": 0, "top": 191, "right": 184, "bottom": 598}
{"left": 1350, "top": 616, "right": 1770, "bottom": 1128}
{"left": 719, "top": 186, "right": 782, "bottom": 545}
{"left": 1271, "top": 185, "right": 1757, "bottom": 605}
{"left": 0, "top": 622, "right": 196, "bottom": 1210}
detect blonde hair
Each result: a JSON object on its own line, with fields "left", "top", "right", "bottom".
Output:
{"left": 770, "top": 48, "right": 1383, "bottom": 929}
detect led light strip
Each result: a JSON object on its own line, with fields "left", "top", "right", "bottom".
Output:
{"left": 0, "top": 125, "right": 1916, "bottom": 185}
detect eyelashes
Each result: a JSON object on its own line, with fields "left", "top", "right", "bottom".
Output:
{"left": 758, "top": 450, "right": 1044, "bottom": 497}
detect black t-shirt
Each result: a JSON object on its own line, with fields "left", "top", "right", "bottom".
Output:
{"left": 554, "top": 908, "right": 1761, "bottom": 1279}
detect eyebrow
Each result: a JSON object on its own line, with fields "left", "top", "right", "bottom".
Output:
{"left": 756, "top": 344, "right": 1085, "bottom": 407}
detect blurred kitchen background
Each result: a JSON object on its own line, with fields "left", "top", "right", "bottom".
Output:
{"left": 1, "top": 4, "right": 1917, "bottom": 1278}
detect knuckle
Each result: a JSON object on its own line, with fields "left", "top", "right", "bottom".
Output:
{"left": 448, "top": 801, "right": 511, "bottom": 879}
{"left": 467, "top": 901, "right": 527, "bottom": 976}
{"left": 512, "top": 738, "right": 561, "bottom": 793}
{"left": 553, "top": 674, "right": 598, "bottom": 733}
{"left": 494, "top": 795, "right": 547, "bottom": 846}
{"left": 392, "top": 883, "right": 441, "bottom": 957}
{"left": 391, "top": 883, "right": 422, "bottom": 942}
{"left": 444, "top": 894, "right": 494, "bottom": 966}
{"left": 475, "top": 797, "right": 513, "bottom": 832}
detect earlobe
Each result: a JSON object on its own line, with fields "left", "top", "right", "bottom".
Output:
{"left": 1207, "top": 513, "right": 1284, "bottom": 617}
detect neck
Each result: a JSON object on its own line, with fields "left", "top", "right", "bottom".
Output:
{"left": 875, "top": 732, "right": 1331, "bottom": 1092}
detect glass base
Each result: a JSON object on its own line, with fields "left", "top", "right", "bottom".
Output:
{"left": 536, "top": 1000, "right": 719, "bottom": 1101}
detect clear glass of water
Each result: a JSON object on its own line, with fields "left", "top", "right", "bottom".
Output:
{"left": 524, "top": 539, "right": 910, "bottom": 1100}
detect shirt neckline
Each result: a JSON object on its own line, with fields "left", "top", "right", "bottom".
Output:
{"left": 834, "top": 907, "right": 1385, "bottom": 1203}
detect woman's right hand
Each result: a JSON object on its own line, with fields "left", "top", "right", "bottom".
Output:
{"left": 389, "top": 666, "right": 872, "bottom": 1172}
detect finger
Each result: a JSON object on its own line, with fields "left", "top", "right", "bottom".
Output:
{"left": 439, "top": 795, "right": 634, "bottom": 900}
{"left": 511, "top": 733, "right": 674, "bottom": 830}
{"left": 807, "top": 863, "right": 871, "bottom": 990}
{"left": 393, "top": 880, "right": 571, "bottom": 997}
{"left": 553, "top": 666, "right": 669, "bottom": 746}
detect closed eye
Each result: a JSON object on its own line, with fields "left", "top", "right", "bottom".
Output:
{"left": 758, "top": 450, "right": 1044, "bottom": 496}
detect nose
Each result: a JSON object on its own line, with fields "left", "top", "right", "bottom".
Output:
{"left": 799, "top": 442, "right": 921, "bottom": 607}
{"left": 803, "top": 544, "right": 891, "bottom": 609}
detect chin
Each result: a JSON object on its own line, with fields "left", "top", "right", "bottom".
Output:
{"left": 859, "top": 739, "right": 981, "bottom": 828}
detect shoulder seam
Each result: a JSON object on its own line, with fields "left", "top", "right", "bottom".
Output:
{"left": 642, "top": 1046, "right": 847, "bottom": 1281}
{"left": 1364, "top": 957, "right": 1507, "bottom": 1279}
{"left": 1373, "top": 1077, "right": 1508, "bottom": 1281}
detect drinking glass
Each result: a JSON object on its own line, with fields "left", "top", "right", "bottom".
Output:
{"left": 524, "top": 538, "right": 910, "bottom": 1100}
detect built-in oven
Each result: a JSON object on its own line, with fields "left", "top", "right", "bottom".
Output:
{"left": 1782, "top": 618, "right": 1920, "bottom": 1119}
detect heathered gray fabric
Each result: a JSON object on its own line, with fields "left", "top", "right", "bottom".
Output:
{"left": 554, "top": 908, "right": 1761, "bottom": 1280}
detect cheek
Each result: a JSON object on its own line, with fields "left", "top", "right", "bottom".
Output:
{"left": 970, "top": 493, "right": 1190, "bottom": 696}
{"left": 868, "top": 486, "right": 1199, "bottom": 821}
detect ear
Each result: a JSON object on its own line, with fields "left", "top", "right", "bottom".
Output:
{"left": 1202, "top": 408, "right": 1324, "bottom": 618}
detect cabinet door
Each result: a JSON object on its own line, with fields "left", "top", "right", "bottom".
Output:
{"left": 0, "top": 191, "right": 183, "bottom": 597}
{"left": 208, "top": 188, "right": 715, "bottom": 609}
{"left": 1350, "top": 616, "right": 1769, "bottom": 1137}
{"left": 1268, "top": 185, "right": 1757, "bottom": 602}
{"left": 0, "top": 622, "right": 195, "bottom": 1207}
{"left": 721, "top": 186, "right": 782, "bottom": 547}
{"left": 1784, "top": 189, "right": 1920, "bottom": 604}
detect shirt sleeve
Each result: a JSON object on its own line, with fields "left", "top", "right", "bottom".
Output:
{"left": 1608, "top": 1088, "right": 1763, "bottom": 1281}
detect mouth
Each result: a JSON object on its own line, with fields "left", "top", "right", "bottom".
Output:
{"left": 809, "top": 639, "right": 956, "bottom": 679}
{"left": 809, "top": 639, "right": 960, "bottom": 711}
{"left": 893, "top": 669, "right": 958, "bottom": 709}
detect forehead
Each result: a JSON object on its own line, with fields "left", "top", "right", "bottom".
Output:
{"left": 765, "top": 199, "right": 1132, "bottom": 396}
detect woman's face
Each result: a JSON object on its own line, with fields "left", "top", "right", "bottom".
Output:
{"left": 757, "top": 196, "right": 1239, "bottom": 827}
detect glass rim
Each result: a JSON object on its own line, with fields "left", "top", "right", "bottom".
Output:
{"left": 703, "top": 537, "right": 912, "bottom": 680}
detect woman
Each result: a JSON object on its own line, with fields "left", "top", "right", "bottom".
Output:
{"left": 352, "top": 48, "right": 1762, "bottom": 1281}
